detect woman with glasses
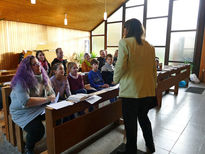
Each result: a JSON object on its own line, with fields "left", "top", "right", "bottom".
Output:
{"left": 9, "top": 55, "right": 55, "bottom": 154}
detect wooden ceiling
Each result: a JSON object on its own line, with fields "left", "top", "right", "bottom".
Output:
{"left": 0, "top": 0, "right": 126, "bottom": 31}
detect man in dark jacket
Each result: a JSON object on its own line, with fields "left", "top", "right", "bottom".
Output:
{"left": 97, "top": 50, "right": 106, "bottom": 71}
{"left": 51, "top": 48, "right": 67, "bottom": 75}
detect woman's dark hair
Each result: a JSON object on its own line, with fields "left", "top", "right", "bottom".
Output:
{"left": 36, "top": 50, "right": 44, "bottom": 59}
{"left": 124, "top": 18, "right": 144, "bottom": 45}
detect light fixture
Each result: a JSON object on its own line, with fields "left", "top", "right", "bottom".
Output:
{"left": 31, "top": 0, "right": 36, "bottom": 4}
{"left": 104, "top": 0, "right": 107, "bottom": 20}
{"left": 104, "top": 12, "right": 107, "bottom": 21}
{"left": 64, "top": 13, "right": 68, "bottom": 25}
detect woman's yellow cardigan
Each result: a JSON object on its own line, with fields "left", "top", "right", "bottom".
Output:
{"left": 114, "top": 37, "right": 157, "bottom": 99}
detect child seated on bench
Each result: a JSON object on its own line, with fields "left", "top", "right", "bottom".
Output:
{"left": 50, "top": 63, "right": 75, "bottom": 122}
{"left": 50, "top": 63, "right": 71, "bottom": 100}
{"left": 101, "top": 54, "right": 114, "bottom": 85}
{"left": 88, "top": 59, "right": 109, "bottom": 91}
{"left": 67, "top": 62, "right": 96, "bottom": 94}
{"left": 67, "top": 62, "right": 96, "bottom": 114}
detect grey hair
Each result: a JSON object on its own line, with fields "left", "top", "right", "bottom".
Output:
{"left": 84, "top": 53, "right": 90, "bottom": 59}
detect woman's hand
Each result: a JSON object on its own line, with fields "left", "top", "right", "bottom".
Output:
{"left": 101, "top": 84, "right": 109, "bottom": 88}
{"left": 47, "top": 94, "right": 56, "bottom": 103}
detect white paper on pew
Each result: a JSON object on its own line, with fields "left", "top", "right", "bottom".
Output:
{"left": 85, "top": 95, "right": 102, "bottom": 104}
{"left": 102, "top": 84, "right": 120, "bottom": 92}
{"left": 47, "top": 100, "right": 74, "bottom": 110}
{"left": 41, "top": 92, "right": 59, "bottom": 115}
{"left": 110, "top": 84, "right": 119, "bottom": 89}
{"left": 67, "top": 93, "right": 89, "bottom": 103}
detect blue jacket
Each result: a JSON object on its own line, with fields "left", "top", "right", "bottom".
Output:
{"left": 88, "top": 70, "right": 104, "bottom": 90}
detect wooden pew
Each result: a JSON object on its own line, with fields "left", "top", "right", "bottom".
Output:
{"left": 0, "top": 74, "right": 15, "bottom": 83}
{"left": 156, "top": 64, "right": 190, "bottom": 107}
{"left": 45, "top": 88, "right": 121, "bottom": 154}
{"left": 2, "top": 64, "right": 190, "bottom": 153}
{"left": 1, "top": 86, "right": 24, "bottom": 153}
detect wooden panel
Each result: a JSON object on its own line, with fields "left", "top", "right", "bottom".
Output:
{"left": 0, "top": 0, "right": 126, "bottom": 31}
{"left": 8, "top": 115, "right": 16, "bottom": 146}
{"left": 0, "top": 52, "right": 19, "bottom": 70}
{"left": 0, "top": 74, "right": 15, "bottom": 83}
{"left": 45, "top": 108, "right": 56, "bottom": 154}
{"left": 45, "top": 88, "right": 119, "bottom": 154}
{"left": 1, "top": 86, "right": 12, "bottom": 141}
{"left": 199, "top": 27, "right": 205, "bottom": 82}
{"left": 46, "top": 88, "right": 119, "bottom": 122}
{"left": 15, "top": 124, "right": 24, "bottom": 153}
{"left": 54, "top": 100, "right": 122, "bottom": 154}
{"left": 0, "top": 20, "right": 89, "bottom": 70}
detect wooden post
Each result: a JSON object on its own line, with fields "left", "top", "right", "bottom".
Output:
{"left": 15, "top": 124, "right": 24, "bottom": 152}
{"left": 45, "top": 108, "right": 56, "bottom": 154}
{"left": 1, "top": 87, "right": 11, "bottom": 141}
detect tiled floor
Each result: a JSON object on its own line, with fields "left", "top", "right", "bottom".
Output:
{"left": 77, "top": 83, "right": 205, "bottom": 154}
{"left": 1, "top": 83, "right": 205, "bottom": 154}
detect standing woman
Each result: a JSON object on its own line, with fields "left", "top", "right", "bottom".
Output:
{"left": 36, "top": 50, "right": 51, "bottom": 75}
{"left": 114, "top": 19, "right": 157, "bottom": 154}
{"left": 10, "top": 56, "right": 55, "bottom": 154}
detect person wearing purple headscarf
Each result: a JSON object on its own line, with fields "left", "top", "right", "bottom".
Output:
{"left": 9, "top": 55, "right": 55, "bottom": 154}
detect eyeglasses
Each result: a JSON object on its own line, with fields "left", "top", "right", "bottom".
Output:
{"left": 31, "top": 62, "right": 40, "bottom": 66}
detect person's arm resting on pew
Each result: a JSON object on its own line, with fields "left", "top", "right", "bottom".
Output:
{"left": 26, "top": 95, "right": 55, "bottom": 107}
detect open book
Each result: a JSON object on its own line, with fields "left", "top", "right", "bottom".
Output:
{"left": 67, "top": 93, "right": 90, "bottom": 103}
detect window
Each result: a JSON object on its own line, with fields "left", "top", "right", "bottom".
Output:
{"left": 169, "top": 32, "right": 196, "bottom": 62}
{"left": 171, "top": 0, "right": 199, "bottom": 31}
{"left": 91, "top": 0, "right": 201, "bottom": 69}
{"left": 107, "top": 47, "right": 118, "bottom": 55}
{"left": 147, "top": 0, "right": 169, "bottom": 18}
{"left": 107, "top": 23, "right": 122, "bottom": 46}
{"left": 126, "top": 6, "right": 144, "bottom": 23}
{"left": 126, "top": 0, "right": 144, "bottom": 7}
{"left": 92, "top": 22, "right": 105, "bottom": 35}
{"left": 108, "top": 7, "right": 123, "bottom": 22}
{"left": 92, "top": 36, "right": 104, "bottom": 54}
{"left": 146, "top": 18, "right": 167, "bottom": 46}
{"left": 155, "top": 47, "right": 165, "bottom": 64}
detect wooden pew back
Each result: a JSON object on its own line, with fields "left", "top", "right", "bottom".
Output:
{"left": 45, "top": 88, "right": 121, "bottom": 154}
{"left": 1, "top": 86, "right": 24, "bottom": 152}
{"left": 156, "top": 64, "right": 190, "bottom": 107}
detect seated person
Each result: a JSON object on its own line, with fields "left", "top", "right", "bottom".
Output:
{"left": 51, "top": 48, "right": 67, "bottom": 75}
{"left": 67, "top": 62, "right": 87, "bottom": 94}
{"left": 67, "top": 62, "right": 96, "bottom": 94}
{"left": 9, "top": 56, "right": 55, "bottom": 154}
{"left": 88, "top": 59, "right": 109, "bottom": 91}
{"left": 97, "top": 50, "right": 106, "bottom": 71}
{"left": 36, "top": 50, "right": 50, "bottom": 74}
{"left": 113, "top": 50, "right": 118, "bottom": 66}
{"left": 155, "top": 57, "right": 162, "bottom": 70}
{"left": 81, "top": 53, "right": 92, "bottom": 72}
{"left": 101, "top": 54, "right": 114, "bottom": 85}
{"left": 50, "top": 63, "right": 71, "bottom": 100}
